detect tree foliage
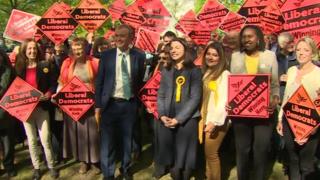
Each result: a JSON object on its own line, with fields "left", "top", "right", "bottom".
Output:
{"left": 0, "top": 0, "right": 245, "bottom": 41}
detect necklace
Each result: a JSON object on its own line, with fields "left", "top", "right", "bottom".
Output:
{"left": 27, "top": 60, "right": 36, "bottom": 68}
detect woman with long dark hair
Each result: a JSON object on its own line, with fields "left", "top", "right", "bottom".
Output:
{"left": 15, "top": 39, "right": 59, "bottom": 180}
{"left": 277, "top": 36, "right": 320, "bottom": 180}
{"left": 229, "top": 25, "right": 279, "bottom": 180}
{"left": 201, "top": 42, "right": 230, "bottom": 180}
{"left": 157, "top": 38, "right": 202, "bottom": 180}
{"left": 0, "top": 49, "right": 16, "bottom": 177}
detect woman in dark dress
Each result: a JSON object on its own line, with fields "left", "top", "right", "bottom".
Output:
{"left": 0, "top": 49, "right": 16, "bottom": 177}
{"left": 157, "top": 38, "right": 202, "bottom": 180}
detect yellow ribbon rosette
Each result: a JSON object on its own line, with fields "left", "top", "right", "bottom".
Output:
{"left": 175, "top": 76, "right": 185, "bottom": 102}
{"left": 208, "top": 80, "right": 218, "bottom": 107}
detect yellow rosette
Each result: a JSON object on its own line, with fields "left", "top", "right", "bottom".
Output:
{"left": 43, "top": 67, "right": 49, "bottom": 73}
{"left": 175, "top": 76, "right": 185, "bottom": 102}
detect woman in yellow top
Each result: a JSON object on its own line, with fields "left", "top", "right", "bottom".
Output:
{"left": 201, "top": 42, "right": 229, "bottom": 180}
{"left": 277, "top": 36, "right": 320, "bottom": 180}
{"left": 229, "top": 25, "right": 279, "bottom": 180}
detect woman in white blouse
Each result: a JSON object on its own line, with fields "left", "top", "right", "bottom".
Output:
{"left": 201, "top": 42, "right": 230, "bottom": 180}
{"left": 277, "top": 36, "right": 320, "bottom": 180}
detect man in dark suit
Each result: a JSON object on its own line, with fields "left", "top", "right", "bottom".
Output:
{"left": 95, "top": 24, "right": 145, "bottom": 180}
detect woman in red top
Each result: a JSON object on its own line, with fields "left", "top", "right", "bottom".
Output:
{"left": 58, "top": 37, "right": 100, "bottom": 174}
{"left": 15, "top": 39, "right": 59, "bottom": 180}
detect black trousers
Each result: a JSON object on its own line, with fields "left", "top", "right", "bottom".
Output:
{"left": 49, "top": 106, "right": 64, "bottom": 162}
{"left": 0, "top": 127, "right": 15, "bottom": 172}
{"left": 100, "top": 99, "right": 138, "bottom": 177}
{"left": 283, "top": 119, "right": 320, "bottom": 180}
{"left": 232, "top": 115, "right": 275, "bottom": 180}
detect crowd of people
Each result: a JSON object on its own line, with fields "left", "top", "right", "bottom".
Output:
{"left": 0, "top": 23, "right": 319, "bottom": 180}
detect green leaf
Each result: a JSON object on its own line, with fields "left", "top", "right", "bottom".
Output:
{"left": 194, "top": 0, "right": 206, "bottom": 14}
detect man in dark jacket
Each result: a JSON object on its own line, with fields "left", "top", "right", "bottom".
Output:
{"left": 0, "top": 48, "right": 16, "bottom": 177}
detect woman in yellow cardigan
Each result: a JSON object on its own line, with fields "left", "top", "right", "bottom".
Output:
{"left": 201, "top": 42, "right": 230, "bottom": 180}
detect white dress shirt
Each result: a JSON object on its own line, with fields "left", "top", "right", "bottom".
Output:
{"left": 112, "top": 48, "right": 132, "bottom": 98}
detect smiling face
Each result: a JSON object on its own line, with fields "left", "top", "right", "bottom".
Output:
{"left": 296, "top": 41, "right": 313, "bottom": 66}
{"left": 26, "top": 41, "right": 37, "bottom": 61}
{"left": 241, "top": 28, "right": 259, "bottom": 52}
{"left": 170, "top": 41, "right": 185, "bottom": 62}
{"left": 115, "top": 27, "right": 132, "bottom": 51}
{"left": 205, "top": 48, "right": 220, "bottom": 67}
{"left": 71, "top": 43, "right": 85, "bottom": 60}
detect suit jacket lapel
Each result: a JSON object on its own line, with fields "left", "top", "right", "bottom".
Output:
{"left": 239, "top": 52, "right": 247, "bottom": 74}
{"left": 129, "top": 49, "right": 136, "bottom": 80}
{"left": 166, "top": 68, "right": 174, "bottom": 111}
{"left": 257, "top": 51, "right": 264, "bottom": 73}
{"left": 181, "top": 69, "right": 191, "bottom": 98}
{"left": 109, "top": 49, "right": 117, "bottom": 83}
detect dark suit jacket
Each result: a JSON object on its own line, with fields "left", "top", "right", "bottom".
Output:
{"left": 157, "top": 66, "right": 202, "bottom": 124}
{"left": 18, "top": 60, "right": 58, "bottom": 110}
{"left": 0, "top": 65, "right": 15, "bottom": 130}
{"left": 95, "top": 48, "right": 146, "bottom": 110}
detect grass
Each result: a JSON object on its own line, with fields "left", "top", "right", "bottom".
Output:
{"left": 1, "top": 123, "right": 319, "bottom": 180}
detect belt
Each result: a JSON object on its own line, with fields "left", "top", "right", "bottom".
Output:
{"left": 110, "top": 97, "right": 133, "bottom": 102}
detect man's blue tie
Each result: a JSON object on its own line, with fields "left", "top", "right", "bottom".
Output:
{"left": 121, "top": 54, "right": 131, "bottom": 100}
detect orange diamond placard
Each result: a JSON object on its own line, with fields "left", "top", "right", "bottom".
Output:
{"left": 197, "top": 0, "right": 229, "bottom": 30}
{"left": 218, "top": 11, "right": 246, "bottom": 32}
{"left": 4, "top": 9, "right": 40, "bottom": 42}
{"left": 71, "top": 0, "right": 110, "bottom": 32}
{"left": 238, "top": 0, "right": 270, "bottom": 27}
{"left": 259, "top": 1, "right": 285, "bottom": 34}
{"left": 54, "top": 77, "right": 95, "bottom": 121}
{"left": 108, "top": 0, "right": 127, "bottom": 21}
{"left": 283, "top": 86, "right": 320, "bottom": 141}
{"left": 188, "top": 21, "right": 211, "bottom": 45}
{"left": 135, "top": 28, "right": 161, "bottom": 53}
{"left": 281, "top": 0, "right": 320, "bottom": 48}
{"left": 139, "top": 71, "right": 161, "bottom": 119}
{"left": 136, "top": 0, "right": 171, "bottom": 33}
{"left": 36, "top": 2, "right": 78, "bottom": 45}
{"left": 228, "top": 74, "right": 270, "bottom": 118}
{"left": 120, "top": 3, "right": 146, "bottom": 29}
{"left": 0, "top": 77, "right": 42, "bottom": 122}
{"left": 175, "top": 10, "right": 199, "bottom": 36}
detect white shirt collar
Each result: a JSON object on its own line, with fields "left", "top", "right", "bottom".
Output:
{"left": 117, "top": 48, "right": 130, "bottom": 56}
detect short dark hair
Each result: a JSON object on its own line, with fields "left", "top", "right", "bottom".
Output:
{"left": 239, "top": 25, "right": 266, "bottom": 52}
{"left": 116, "top": 24, "right": 135, "bottom": 39}
{"left": 163, "top": 31, "right": 176, "bottom": 39}
{"left": 0, "top": 48, "right": 12, "bottom": 69}
{"left": 71, "top": 37, "right": 88, "bottom": 48}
